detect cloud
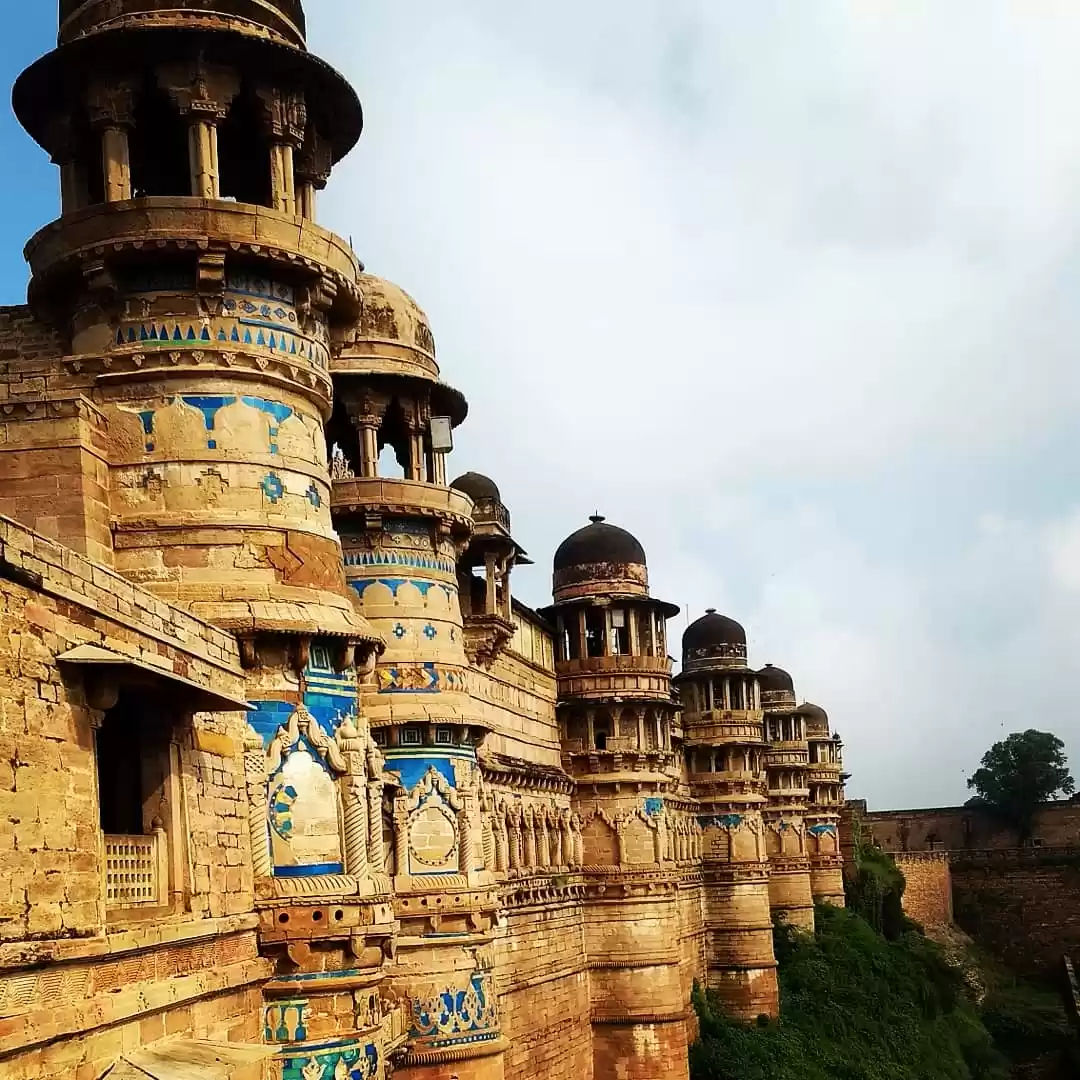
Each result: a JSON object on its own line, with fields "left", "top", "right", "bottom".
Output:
{"left": 314, "top": 0, "right": 1080, "bottom": 807}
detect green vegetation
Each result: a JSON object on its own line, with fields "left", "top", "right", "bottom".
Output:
{"left": 966, "top": 729, "right": 1074, "bottom": 843}
{"left": 689, "top": 843, "right": 1079, "bottom": 1078}
{"left": 981, "top": 978, "right": 1078, "bottom": 1073}
{"left": 689, "top": 904, "right": 1007, "bottom": 1080}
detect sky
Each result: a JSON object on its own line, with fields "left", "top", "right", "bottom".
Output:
{"left": 3, "top": 2, "right": 1080, "bottom": 810}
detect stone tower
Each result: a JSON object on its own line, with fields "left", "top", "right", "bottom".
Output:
{"left": 804, "top": 702, "right": 848, "bottom": 906}
{"left": 758, "top": 664, "right": 814, "bottom": 931}
{"left": 540, "top": 516, "right": 691, "bottom": 1080}
{"left": 674, "top": 610, "right": 780, "bottom": 1021}
{"left": 328, "top": 274, "right": 508, "bottom": 1078}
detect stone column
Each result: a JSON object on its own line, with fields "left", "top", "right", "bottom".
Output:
{"left": 367, "top": 780, "right": 384, "bottom": 872}
{"left": 458, "top": 797, "right": 476, "bottom": 876}
{"left": 296, "top": 129, "right": 332, "bottom": 220}
{"left": 484, "top": 552, "right": 498, "bottom": 615}
{"left": 508, "top": 816, "right": 522, "bottom": 871}
{"left": 158, "top": 62, "right": 240, "bottom": 200}
{"left": 393, "top": 798, "right": 409, "bottom": 880}
{"left": 243, "top": 727, "right": 272, "bottom": 879}
{"left": 341, "top": 775, "right": 369, "bottom": 875}
{"left": 494, "top": 820, "right": 509, "bottom": 873}
{"left": 257, "top": 86, "right": 307, "bottom": 215}
{"left": 87, "top": 77, "right": 137, "bottom": 203}
{"left": 523, "top": 815, "right": 537, "bottom": 869}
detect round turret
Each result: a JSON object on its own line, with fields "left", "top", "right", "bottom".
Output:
{"left": 682, "top": 608, "right": 747, "bottom": 671}
{"left": 552, "top": 515, "right": 648, "bottom": 602}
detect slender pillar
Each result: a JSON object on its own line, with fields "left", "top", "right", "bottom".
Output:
{"left": 187, "top": 119, "right": 220, "bottom": 199}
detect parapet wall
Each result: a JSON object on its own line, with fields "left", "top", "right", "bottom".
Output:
{"left": 892, "top": 852, "right": 952, "bottom": 929}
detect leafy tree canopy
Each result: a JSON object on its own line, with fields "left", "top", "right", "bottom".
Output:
{"left": 967, "top": 730, "right": 1074, "bottom": 841}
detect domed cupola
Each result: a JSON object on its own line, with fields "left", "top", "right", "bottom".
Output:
{"left": 327, "top": 273, "right": 468, "bottom": 488}
{"left": 800, "top": 702, "right": 830, "bottom": 737}
{"left": 552, "top": 514, "right": 650, "bottom": 603}
{"left": 681, "top": 608, "right": 747, "bottom": 672}
{"left": 451, "top": 471, "right": 531, "bottom": 666}
{"left": 758, "top": 663, "right": 796, "bottom": 710}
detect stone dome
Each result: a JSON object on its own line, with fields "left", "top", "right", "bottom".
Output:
{"left": 59, "top": 0, "right": 308, "bottom": 48}
{"left": 800, "top": 702, "right": 830, "bottom": 737}
{"left": 451, "top": 472, "right": 501, "bottom": 503}
{"left": 681, "top": 609, "right": 748, "bottom": 671}
{"left": 332, "top": 273, "right": 467, "bottom": 426}
{"left": 551, "top": 516, "right": 649, "bottom": 603}
{"left": 757, "top": 663, "right": 792, "bottom": 692}
{"left": 356, "top": 274, "right": 436, "bottom": 362}
{"left": 553, "top": 516, "right": 645, "bottom": 572}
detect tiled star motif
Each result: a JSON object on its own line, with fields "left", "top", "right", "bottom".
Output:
{"left": 393, "top": 623, "right": 407, "bottom": 639}
{"left": 423, "top": 624, "right": 437, "bottom": 640}
{"left": 261, "top": 472, "right": 285, "bottom": 503}
{"left": 305, "top": 483, "right": 321, "bottom": 508}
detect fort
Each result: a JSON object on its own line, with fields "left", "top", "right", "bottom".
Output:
{"left": 0, "top": 4, "right": 851, "bottom": 1079}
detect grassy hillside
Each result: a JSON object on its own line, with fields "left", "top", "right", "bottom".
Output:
{"left": 690, "top": 904, "right": 1008, "bottom": 1080}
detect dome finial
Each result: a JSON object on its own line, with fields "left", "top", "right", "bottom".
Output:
{"left": 705, "top": 607, "right": 717, "bottom": 615}
{"left": 589, "top": 513, "right": 605, "bottom": 525}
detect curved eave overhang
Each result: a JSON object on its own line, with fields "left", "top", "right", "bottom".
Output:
{"left": 14, "top": 26, "right": 362, "bottom": 165}
{"left": 331, "top": 366, "right": 469, "bottom": 429}
{"left": 537, "top": 594, "right": 680, "bottom": 621}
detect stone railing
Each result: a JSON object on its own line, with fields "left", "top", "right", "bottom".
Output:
{"left": 556, "top": 654, "right": 673, "bottom": 677}
{"left": 104, "top": 831, "right": 167, "bottom": 909}
{"left": 947, "top": 845, "right": 1080, "bottom": 865}
{"left": 25, "top": 198, "right": 361, "bottom": 293}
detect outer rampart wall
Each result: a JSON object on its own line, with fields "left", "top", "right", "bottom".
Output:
{"left": 950, "top": 848, "right": 1080, "bottom": 976}
{"left": 893, "top": 852, "right": 952, "bottom": 929}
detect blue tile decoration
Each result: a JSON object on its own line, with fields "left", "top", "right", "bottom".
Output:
{"left": 305, "top": 483, "right": 321, "bottom": 508}
{"left": 382, "top": 750, "right": 468, "bottom": 792}
{"left": 423, "top": 624, "right": 437, "bottom": 640}
{"left": 264, "top": 1000, "right": 308, "bottom": 1043}
{"left": 347, "top": 578, "right": 457, "bottom": 601}
{"left": 808, "top": 823, "right": 837, "bottom": 837}
{"left": 698, "top": 814, "right": 745, "bottom": 830}
{"left": 410, "top": 970, "right": 500, "bottom": 1050}
{"left": 278, "top": 1038, "right": 379, "bottom": 1080}
{"left": 374, "top": 663, "right": 465, "bottom": 695}
{"left": 392, "top": 623, "right": 407, "bottom": 640}
{"left": 269, "top": 782, "right": 298, "bottom": 838}
{"left": 262, "top": 472, "right": 285, "bottom": 503}
{"left": 342, "top": 550, "right": 457, "bottom": 575}
{"left": 643, "top": 797, "right": 664, "bottom": 818}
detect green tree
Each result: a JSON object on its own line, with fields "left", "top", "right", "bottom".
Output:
{"left": 966, "top": 730, "right": 1074, "bottom": 843}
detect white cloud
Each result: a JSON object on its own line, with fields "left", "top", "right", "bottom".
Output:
{"left": 313, "top": 0, "right": 1080, "bottom": 806}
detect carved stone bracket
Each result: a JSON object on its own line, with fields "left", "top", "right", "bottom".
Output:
{"left": 463, "top": 613, "right": 515, "bottom": 668}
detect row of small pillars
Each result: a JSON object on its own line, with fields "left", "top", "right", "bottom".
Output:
{"left": 63, "top": 68, "right": 326, "bottom": 217}
{"left": 683, "top": 674, "right": 762, "bottom": 713}
{"left": 554, "top": 603, "right": 667, "bottom": 662}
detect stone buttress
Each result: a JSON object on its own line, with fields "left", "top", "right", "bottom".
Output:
{"left": 804, "top": 703, "right": 847, "bottom": 907}
{"left": 328, "top": 275, "right": 508, "bottom": 1079}
{"left": 759, "top": 664, "right": 814, "bottom": 931}
{"left": 540, "top": 517, "right": 692, "bottom": 1080}
{"left": 674, "top": 611, "right": 780, "bottom": 1022}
